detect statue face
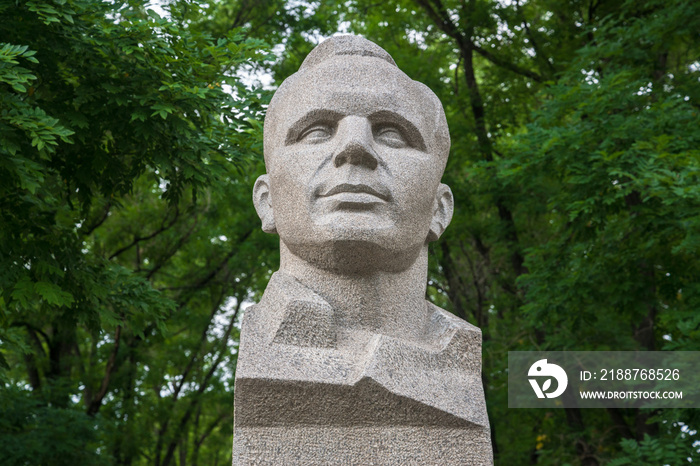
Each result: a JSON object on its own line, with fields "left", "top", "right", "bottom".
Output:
{"left": 255, "top": 56, "right": 452, "bottom": 271}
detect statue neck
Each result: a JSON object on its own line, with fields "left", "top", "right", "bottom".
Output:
{"left": 278, "top": 241, "right": 430, "bottom": 341}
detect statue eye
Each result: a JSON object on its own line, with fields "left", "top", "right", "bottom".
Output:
{"left": 375, "top": 126, "right": 408, "bottom": 148}
{"left": 299, "top": 125, "right": 333, "bottom": 143}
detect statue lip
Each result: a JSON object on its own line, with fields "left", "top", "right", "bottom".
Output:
{"left": 319, "top": 183, "right": 391, "bottom": 201}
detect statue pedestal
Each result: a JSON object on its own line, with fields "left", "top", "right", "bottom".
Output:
{"left": 232, "top": 273, "right": 493, "bottom": 465}
{"left": 233, "top": 426, "right": 492, "bottom": 465}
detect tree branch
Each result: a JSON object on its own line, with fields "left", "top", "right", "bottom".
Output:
{"left": 459, "top": 240, "right": 488, "bottom": 329}
{"left": 171, "top": 284, "right": 230, "bottom": 402}
{"left": 109, "top": 207, "right": 180, "bottom": 260}
{"left": 175, "top": 229, "right": 253, "bottom": 310}
{"left": 472, "top": 44, "right": 544, "bottom": 82}
{"left": 161, "top": 299, "right": 242, "bottom": 466}
{"left": 81, "top": 201, "right": 112, "bottom": 236}
{"left": 11, "top": 321, "right": 50, "bottom": 350}
{"left": 87, "top": 325, "right": 122, "bottom": 416}
{"left": 413, "top": 0, "right": 465, "bottom": 46}
{"left": 515, "top": 0, "right": 555, "bottom": 76}
{"left": 145, "top": 215, "right": 199, "bottom": 280}
{"left": 196, "top": 411, "right": 231, "bottom": 449}
{"left": 414, "top": 0, "right": 544, "bottom": 83}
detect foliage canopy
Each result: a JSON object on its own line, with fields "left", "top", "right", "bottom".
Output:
{"left": 1, "top": 0, "right": 699, "bottom": 464}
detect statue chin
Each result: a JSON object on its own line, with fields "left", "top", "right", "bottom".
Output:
{"left": 282, "top": 238, "right": 425, "bottom": 274}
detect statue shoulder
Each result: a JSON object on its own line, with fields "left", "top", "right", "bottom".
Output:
{"left": 425, "top": 300, "right": 481, "bottom": 334}
{"left": 423, "top": 301, "right": 483, "bottom": 373}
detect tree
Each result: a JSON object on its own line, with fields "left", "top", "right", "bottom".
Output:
{"left": 3, "top": 0, "right": 699, "bottom": 463}
{"left": 503, "top": 1, "right": 700, "bottom": 462}
{"left": 0, "top": 1, "right": 273, "bottom": 464}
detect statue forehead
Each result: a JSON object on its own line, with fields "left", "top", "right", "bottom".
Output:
{"left": 264, "top": 56, "right": 439, "bottom": 153}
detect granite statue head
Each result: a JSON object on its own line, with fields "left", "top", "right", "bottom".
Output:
{"left": 253, "top": 35, "right": 453, "bottom": 273}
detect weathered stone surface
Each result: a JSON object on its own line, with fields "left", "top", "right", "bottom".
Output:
{"left": 233, "top": 34, "right": 492, "bottom": 465}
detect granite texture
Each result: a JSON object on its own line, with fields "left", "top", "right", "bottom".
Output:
{"left": 234, "top": 35, "right": 493, "bottom": 465}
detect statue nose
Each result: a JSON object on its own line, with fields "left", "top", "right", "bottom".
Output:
{"left": 333, "top": 142, "right": 379, "bottom": 169}
{"left": 332, "top": 118, "right": 379, "bottom": 170}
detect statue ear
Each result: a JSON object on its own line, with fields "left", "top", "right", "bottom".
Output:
{"left": 427, "top": 183, "right": 454, "bottom": 242}
{"left": 253, "top": 174, "right": 277, "bottom": 234}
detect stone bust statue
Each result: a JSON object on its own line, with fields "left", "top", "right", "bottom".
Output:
{"left": 233, "top": 35, "right": 492, "bottom": 465}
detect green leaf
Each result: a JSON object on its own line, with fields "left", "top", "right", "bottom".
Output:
{"left": 34, "top": 282, "right": 74, "bottom": 307}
